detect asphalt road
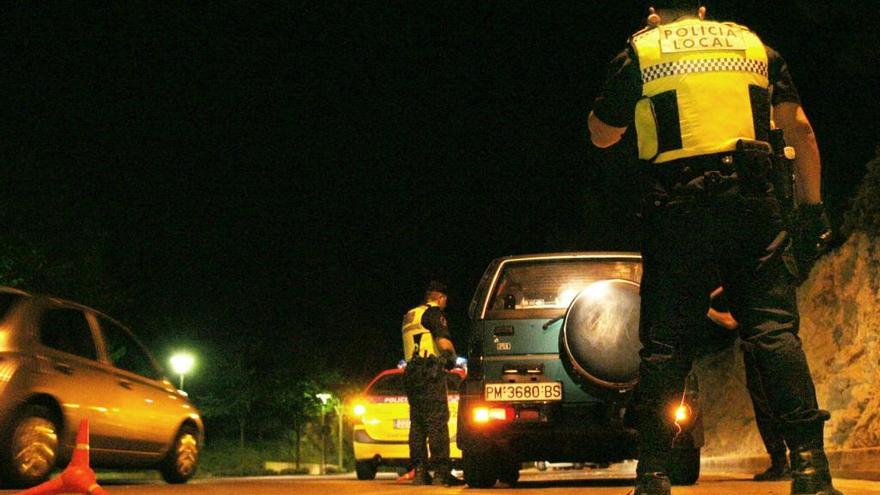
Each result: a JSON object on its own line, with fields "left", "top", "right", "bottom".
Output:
{"left": 3, "top": 467, "right": 880, "bottom": 495}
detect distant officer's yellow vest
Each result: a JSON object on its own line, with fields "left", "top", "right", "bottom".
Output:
{"left": 631, "top": 18, "right": 770, "bottom": 163}
{"left": 402, "top": 303, "right": 439, "bottom": 361}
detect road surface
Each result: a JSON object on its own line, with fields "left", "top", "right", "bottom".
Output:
{"left": 3, "top": 466, "right": 880, "bottom": 494}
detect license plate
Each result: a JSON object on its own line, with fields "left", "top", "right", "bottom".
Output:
{"left": 484, "top": 382, "right": 562, "bottom": 402}
{"left": 393, "top": 419, "right": 411, "bottom": 429}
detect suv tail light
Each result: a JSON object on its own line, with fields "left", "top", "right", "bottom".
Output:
{"left": 471, "top": 405, "right": 514, "bottom": 425}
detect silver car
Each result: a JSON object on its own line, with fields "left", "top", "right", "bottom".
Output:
{"left": 0, "top": 287, "right": 204, "bottom": 488}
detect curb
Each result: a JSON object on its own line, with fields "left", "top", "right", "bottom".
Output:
{"left": 703, "top": 448, "right": 880, "bottom": 481}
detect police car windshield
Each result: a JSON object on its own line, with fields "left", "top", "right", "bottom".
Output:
{"left": 369, "top": 373, "right": 405, "bottom": 395}
{"left": 486, "top": 259, "right": 642, "bottom": 320}
{"left": 368, "top": 372, "right": 462, "bottom": 395}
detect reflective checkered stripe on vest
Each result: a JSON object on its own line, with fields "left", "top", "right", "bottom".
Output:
{"left": 631, "top": 19, "right": 770, "bottom": 163}
{"left": 402, "top": 303, "right": 439, "bottom": 361}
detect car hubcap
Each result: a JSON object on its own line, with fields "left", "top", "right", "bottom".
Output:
{"left": 175, "top": 433, "right": 199, "bottom": 476}
{"left": 12, "top": 417, "right": 58, "bottom": 479}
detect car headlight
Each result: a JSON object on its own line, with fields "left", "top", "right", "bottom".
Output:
{"left": 0, "top": 357, "right": 19, "bottom": 397}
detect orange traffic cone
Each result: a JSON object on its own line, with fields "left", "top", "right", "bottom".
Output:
{"left": 16, "top": 419, "right": 107, "bottom": 495}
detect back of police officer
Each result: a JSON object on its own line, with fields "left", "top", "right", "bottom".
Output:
{"left": 588, "top": 2, "right": 837, "bottom": 494}
{"left": 401, "top": 281, "right": 463, "bottom": 486}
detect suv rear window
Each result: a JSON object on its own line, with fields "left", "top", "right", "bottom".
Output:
{"left": 485, "top": 259, "right": 642, "bottom": 320}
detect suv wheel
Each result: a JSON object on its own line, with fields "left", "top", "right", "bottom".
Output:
{"left": 160, "top": 425, "right": 200, "bottom": 484}
{"left": 355, "top": 460, "right": 378, "bottom": 480}
{"left": 462, "top": 448, "right": 497, "bottom": 488}
{"left": 0, "top": 404, "right": 60, "bottom": 488}
{"left": 668, "top": 447, "right": 700, "bottom": 485}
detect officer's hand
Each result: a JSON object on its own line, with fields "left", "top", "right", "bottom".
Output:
{"left": 439, "top": 349, "right": 457, "bottom": 370}
{"left": 793, "top": 203, "right": 832, "bottom": 279}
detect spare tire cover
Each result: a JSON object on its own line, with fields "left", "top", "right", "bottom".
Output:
{"left": 561, "top": 279, "right": 642, "bottom": 390}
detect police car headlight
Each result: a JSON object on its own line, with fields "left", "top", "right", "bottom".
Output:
{"left": 353, "top": 404, "right": 366, "bottom": 417}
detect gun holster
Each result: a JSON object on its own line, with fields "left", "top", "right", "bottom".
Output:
{"left": 734, "top": 139, "right": 773, "bottom": 193}
{"left": 768, "top": 129, "right": 796, "bottom": 210}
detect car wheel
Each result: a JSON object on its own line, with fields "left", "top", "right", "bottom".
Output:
{"left": 668, "top": 447, "right": 700, "bottom": 485}
{"left": 355, "top": 460, "right": 378, "bottom": 480}
{"left": 462, "top": 448, "right": 497, "bottom": 488}
{"left": 0, "top": 404, "right": 60, "bottom": 488}
{"left": 160, "top": 425, "right": 200, "bottom": 484}
{"left": 497, "top": 462, "right": 520, "bottom": 486}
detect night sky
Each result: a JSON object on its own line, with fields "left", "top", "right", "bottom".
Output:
{"left": 3, "top": 2, "right": 878, "bottom": 382}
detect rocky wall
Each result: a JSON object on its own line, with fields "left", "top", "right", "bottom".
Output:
{"left": 696, "top": 232, "right": 880, "bottom": 457}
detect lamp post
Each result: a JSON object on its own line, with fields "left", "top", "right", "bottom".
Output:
{"left": 316, "top": 393, "right": 332, "bottom": 475}
{"left": 333, "top": 401, "right": 343, "bottom": 470}
{"left": 169, "top": 352, "right": 195, "bottom": 390}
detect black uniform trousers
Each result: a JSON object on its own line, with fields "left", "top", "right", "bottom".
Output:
{"left": 404, "top": 357, "right": 451, "bottom": 472}
{"left": 743, "top": 342, "right": 790, "bottom": 462}
{"left": 634, "top": 155, "right": 829, "bottom": 476}
{"left": 701, "top": 318, "right": 789, "bottom": 464}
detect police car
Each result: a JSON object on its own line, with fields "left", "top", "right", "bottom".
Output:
{"left": 458, "top": 253, "right": 703, "bottom": 488}
{"left": 351, "top": 365, "right": 466, "bottom": 480}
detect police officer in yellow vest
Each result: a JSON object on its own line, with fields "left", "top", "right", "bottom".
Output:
{"left": 401, "top": 281, "right": 463, "bottom": 486}
{"left": 588, "top": 2, "right": 836, "bottom": 494}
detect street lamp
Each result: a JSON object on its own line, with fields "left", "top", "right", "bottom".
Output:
{"left": 316, "top": 393, "right": 332, "bottom": 475}
{"left": 169, "top": 352, "right": 195, "bottom": 390}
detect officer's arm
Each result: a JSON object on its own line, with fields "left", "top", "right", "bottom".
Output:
{"left": 589, "top": 48, "right": 639, "bottom": 149}
{"left": 423, "top": 307, "right": 458, "bottom": 358}
{"left": 588, "top": 111, "right": 628, "bottom": 148}
{"left": 774, "top": 102, "right": 822, "bottom": 205}
{"left": 436, "top": 337, "right": 456, "bottom": 354}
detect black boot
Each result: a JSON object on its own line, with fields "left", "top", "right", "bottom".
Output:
{"left": 790, "top": 448, "right": 843, "bottom": 495}
{"left": 754, "top": 453, "right": 792, "bottom": 481}
{"left": 412, "top": 466, "right": 432, "bottom": 485}
{"left": 431, "top": 469, "right": 464, "bottom": 486}
{"left": 632, "top": 472, "right": 671, "bottom": 495}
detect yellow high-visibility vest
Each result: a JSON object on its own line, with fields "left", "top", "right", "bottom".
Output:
{"left": 402, "top": 303, "right": 439, "bottom": 361}
{"left": 631, "top": 18, "right": 770, "bottom": 163}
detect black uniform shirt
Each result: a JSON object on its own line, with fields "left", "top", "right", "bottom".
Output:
{"left": 593, "top": 34, "right": 801, "bottom": 128}
{"left": 421, "top": 306, "right": 451, "bottom": 342}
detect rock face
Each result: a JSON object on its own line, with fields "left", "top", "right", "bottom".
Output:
{"left": 696, "top": 232, "right": 880, "bottom": 457}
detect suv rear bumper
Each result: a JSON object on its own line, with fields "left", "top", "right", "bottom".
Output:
{"left": 460, "top": 419, "right": 639, "bottom": 464}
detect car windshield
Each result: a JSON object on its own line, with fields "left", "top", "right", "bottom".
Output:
{"left": 485, "top": 258, "right": 642, "bottom": 320}
{"left": 368, "top": 371, "right": 463, "bottom": 395}
{"left": 369, "top": 373, "right": 405, "bottom": 395}
{"left": 0, "top": 293, "right": 22, "bottom": 321}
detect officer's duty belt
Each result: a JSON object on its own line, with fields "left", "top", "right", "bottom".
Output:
{"left": 649, "top": 152, "right": 738, "bottom": 186}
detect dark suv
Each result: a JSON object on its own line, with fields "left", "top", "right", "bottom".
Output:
{"left": 457, "top": 253, "right": 702, "bottom": 488}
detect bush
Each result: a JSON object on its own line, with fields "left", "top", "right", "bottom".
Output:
{"left": 278, "top": 467, "right": 311, "bottom": 475}
{"left": 199, "top": 438, "right": 293, "bottom": 478}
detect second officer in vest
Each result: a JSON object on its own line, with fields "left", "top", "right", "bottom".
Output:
{"left": 588, "top": 2, "right": 836, "bottom": 494}
{"left": 401, "top": 281, "right": 463, "bottom": 486}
